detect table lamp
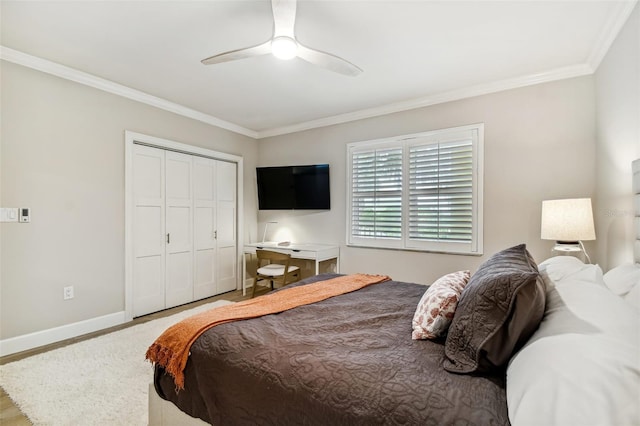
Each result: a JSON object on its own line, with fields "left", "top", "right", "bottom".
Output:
{"left": 541, "top": 198, "right": 596, "bottom": 263}
{"left": 262, "top": 221, "right": 278, "bottom": 243}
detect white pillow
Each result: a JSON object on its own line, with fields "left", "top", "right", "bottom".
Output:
{"left": 537, "top": 255, "right": 605, "bottom": 288}
{"left": 624, "top": 282, "right": 640, "bottom": 310}
{"left": 507, "top": 260, "right": 640, "bottom": 426}
{"left": 603, "top": 263, "right": 640, "bottom": 297}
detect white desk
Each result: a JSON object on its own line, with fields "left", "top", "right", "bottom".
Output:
{"left": 242, "top": 242, "right": 340, "bottom": 295}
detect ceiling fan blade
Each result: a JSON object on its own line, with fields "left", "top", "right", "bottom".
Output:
{"left": 296, "top": 44, "right": 363, "bottom": 76}
{"left": 201, "top": 40, "right": 272, "bottom": 65}
{"left": 272, "top": 0, "right": 297, "bottom": 37}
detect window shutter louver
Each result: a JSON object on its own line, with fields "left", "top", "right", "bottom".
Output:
{"left": 408, "top": 139, "right": 473, "bottom": 243}
{"left": 351, "top": 148, "right": 403, "bottom": 239}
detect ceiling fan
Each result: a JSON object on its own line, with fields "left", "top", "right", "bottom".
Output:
{"left": 201, "top": 0, "right": 362, "bottom": 76}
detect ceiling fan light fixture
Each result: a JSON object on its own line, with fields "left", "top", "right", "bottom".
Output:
{"left": 201, "top": 0, "right": 361, "bottom": 75}
{"left": 271, "top": 36, "right": 298, "bottom": 60}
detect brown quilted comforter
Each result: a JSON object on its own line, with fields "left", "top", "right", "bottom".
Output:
{"left": 153, "top": 274, "right": 509, "bottom": 425}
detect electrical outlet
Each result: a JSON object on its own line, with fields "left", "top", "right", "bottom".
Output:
{"left": 63, "top": 286, "right": 74, "bottom": 300}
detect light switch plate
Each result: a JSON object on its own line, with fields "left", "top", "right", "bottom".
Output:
{"left": 0, "top": 208, "right": 19, "bottom": 222}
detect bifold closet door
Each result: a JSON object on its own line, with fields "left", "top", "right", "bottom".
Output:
{"left": 132, "top": 147, "right": 194, "bottom": 316}
{"left": 164, "top": 151, "right": 194, "bottom": 308}
{"left": 132, "top": 144, "right": 237, "bottom": 317}
{"left": 216, "top": 161, "right": 237, "bottom": 293}
{"left": 193, "top": 157, "right": 216, "bottom": 299}
{"left": 193, "top": 159, "right": 237, "bottom": 298}
{"left": 132, "top": 145, "right": 166, "bottom": 317}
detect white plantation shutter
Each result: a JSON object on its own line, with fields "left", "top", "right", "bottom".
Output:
{"left": 347, "top": 125, "right": 483, "bottom": 254}
{"left": 351, "top": 147, "right": 403, "bottom": 241}
{"left": 408, "top": 139, "right": 473, "bottom": 243}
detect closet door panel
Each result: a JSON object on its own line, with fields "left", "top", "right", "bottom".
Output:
{"left": 134, "top": 207, "right": 162, "bottom": 257}
{"left": 134, "top": 151, "right": 163, "bottom": 202}
{"left": 194, "top": 249, "right": 214, "bottom": 297}
{"left": 217, "top": 246, "right": 236, "bottom": 291}
{"left": 194, "top": 207, "right": 214, "bottom": 248}
{"left": 216, "top": 204, "right": 235, "bottom": 243}
{"left": 133, "top": 256, "right": 164, "bottom": 316}
{"left": 166, "top": 206, "right": 192, "bottom": 250}
{"left": 216, "top": 161, "right": 237, "bottom": 293}
{"left": 194, "top": 212, "right": 216, "bottom": 299}
{"left": 132, "top": 145, "right": 165, "bottom": 317}
{"left": 217, "top": 161, "right": 235, "bottom": 201}
{"left": 193, "top": 157, "right": 217, "bottom": 299}
{"left": 166, "top": 156, "right": 191, "bottom": 201}
{"left": 165, "top": 251, "right": 193, "bottom": 307}
{"left": 165, "top": 152, "right": 194, "bottom": 307}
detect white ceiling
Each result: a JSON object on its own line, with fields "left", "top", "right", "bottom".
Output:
{"left": 1, "top": 1, "right": 636, "bottom": 138}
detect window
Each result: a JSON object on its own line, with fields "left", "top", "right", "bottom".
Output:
{"left": 347, "top": 124, "right": 483, "bottom": 255}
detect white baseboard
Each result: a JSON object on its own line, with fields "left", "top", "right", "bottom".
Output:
{"left": 0, "top": 311, "right": 127, "bottom": 357}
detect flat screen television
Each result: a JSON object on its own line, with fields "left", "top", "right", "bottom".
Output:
{"left": 256, "top": 164, "right": 330, "bottom": 210}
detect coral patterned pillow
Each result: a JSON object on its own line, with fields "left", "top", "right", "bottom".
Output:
{"left": 412, "top": 270, "right": 471, "bottom": 340}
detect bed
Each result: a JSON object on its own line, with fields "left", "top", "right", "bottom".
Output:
{"left": 152, "top": 272, "right": 514, "bottom": 425}
{"left": 148, "top": 160, "right": 640, "bottom": 426}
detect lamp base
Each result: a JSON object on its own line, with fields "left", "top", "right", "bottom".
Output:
{"left": 551, "top": 240, "right": 592, "bottom": 264}
{"left": 553, "top": 241, "right": 582, "bottom": 252}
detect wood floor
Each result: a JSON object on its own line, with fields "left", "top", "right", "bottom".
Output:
{"left": 0, "top": 286, "right": 270, "bottom": 425}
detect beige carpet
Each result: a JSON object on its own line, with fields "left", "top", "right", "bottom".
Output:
{"left": 0, "top": 300, "right": 233, "bottom": 426}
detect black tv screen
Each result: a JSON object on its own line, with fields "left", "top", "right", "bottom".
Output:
{"left": 257, "top": 164, "right": 330, "bottom": 210}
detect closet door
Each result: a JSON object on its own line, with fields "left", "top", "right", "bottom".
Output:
{"left": 132, "top": 145, "right": 165, "bottom": 317}
{"left": 193, "top": 157, "right": 217, "bottom": 300}
{"left": 216, "top": 161, "right": 237, "bottom": 293}
{"left": 130, "top": 141, "right": 238, "bottom": 317}
{"left": 165, "top": 151, "right": 194, "bottom": 307}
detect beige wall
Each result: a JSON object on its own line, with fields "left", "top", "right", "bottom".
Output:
{"left": 595, "top": 3, "right": 640, "bottom": 271}
{"left": 6, "top": 26, "right": 629, "bottom": 344}
{"left": 0, "top": 61, "right": 259, "bottom": 339}
{"left": 258, "top": 76, "right": 596, "bottom": 285}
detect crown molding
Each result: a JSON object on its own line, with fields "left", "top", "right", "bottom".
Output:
{"left": 257, "top": 63, "right": 593, "bottom": 138}
{"left": 0, "top": 46, "right": 259, "bottom": 139}
{"left": 2, "top": 14, "right": 626, "bottom": 142}
{"left": 258, "top": 0, "right": 635, "bottom": 138}
{"left": 587, "top": 0, "right": 638, "bottom": 71}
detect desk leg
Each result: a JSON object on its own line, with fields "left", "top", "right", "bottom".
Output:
{"left": 315, "top": 259, "right": 320, "bottom": 276}
{"left": 242, "top": 253, "right": 247, "bottom": 296}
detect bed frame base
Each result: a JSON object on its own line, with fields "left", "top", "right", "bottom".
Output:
{"left": 148, "top": 383, "right": 209, "bottom": 426}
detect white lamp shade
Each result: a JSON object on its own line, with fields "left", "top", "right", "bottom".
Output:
{"left": 541, "top": 198, "right": 596, "bottom": 242}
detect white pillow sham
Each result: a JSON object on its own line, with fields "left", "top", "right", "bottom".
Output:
{"left": 507, "top": 256, "right": 640, "bottom": 426}
{"left": 625, "top": 283, "right": 640, "bottom": 310}
{"left": 537, "top": 255, "right": 604, "bottom": 287}
{"left": 603, "top": 263, "right": 640, "bottom": 297}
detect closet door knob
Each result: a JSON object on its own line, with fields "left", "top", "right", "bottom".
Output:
{"left": 166, "top": 233, "right": 170, "bottom": 244}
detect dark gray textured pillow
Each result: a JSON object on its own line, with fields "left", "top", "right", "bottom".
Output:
{"left": 443, "top": 244, "right": 546, "bottom": 374}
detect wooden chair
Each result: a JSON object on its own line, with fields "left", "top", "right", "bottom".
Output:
{"left": 252, "top": 249, "right": 300, "bottom": 298}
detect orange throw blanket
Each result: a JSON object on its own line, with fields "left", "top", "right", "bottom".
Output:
{"left": 146, "top": 273, "right": 390, "bottom": 389}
